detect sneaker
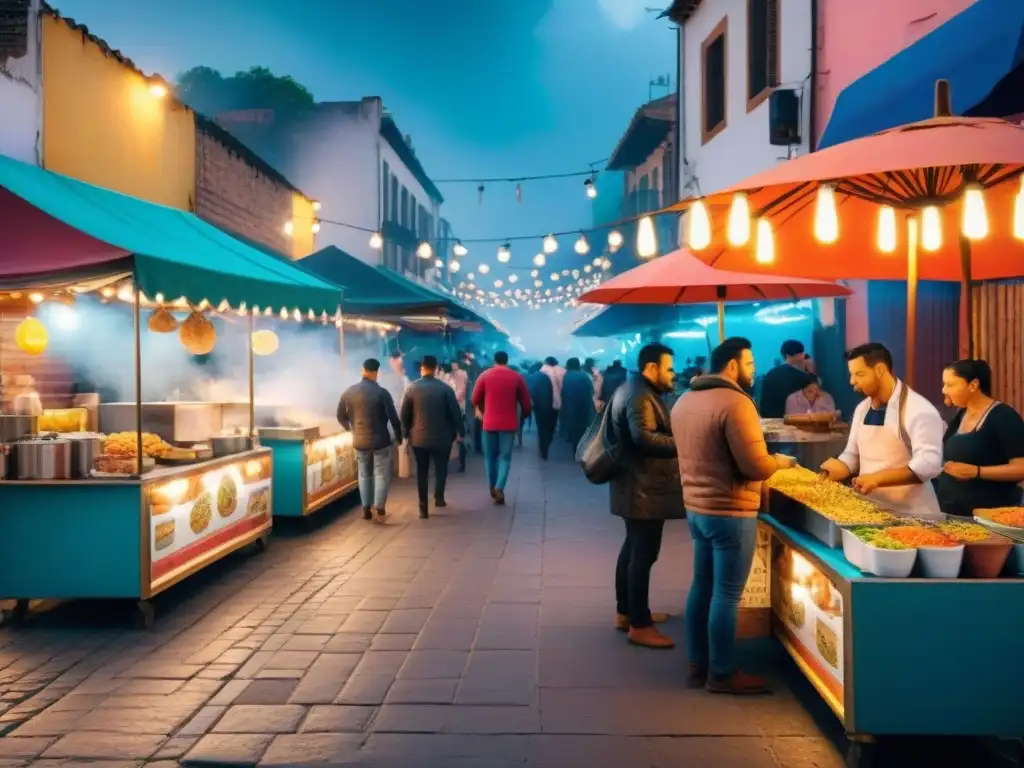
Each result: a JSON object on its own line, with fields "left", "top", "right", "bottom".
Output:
{"left": 489, "top": 487, "right": 498, "bottom": 499}
{"left": 686, "top": 663, "right": 708, "bottom": 689}
{"left": 435, "top": 498, "right": 448, "bottom": 508}
{"left": 494, "top": 490, "right": 506, "bottom": 506}
{"left": 626, "top": 626, "right": 674, "bottom": 649}
{"left": 706, "top": 671, "right": 770, "bottom": 695}
{"left": 376, "top": 507, "right": 387, "bottom": 521}
{"left": 362, "top": 507, "right": 373, "bottom": 520}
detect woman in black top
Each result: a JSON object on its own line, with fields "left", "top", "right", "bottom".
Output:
{"left": 938, "top": 359, "right": 1024, "bottom": 516}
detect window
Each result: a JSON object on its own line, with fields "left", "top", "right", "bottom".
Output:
{"left": 651, "top": 167, "right": 660, "bottom": 207}
{"left": 747, "top": 0, "right": 779, "bottom": 111}
{"left": 390, "top": 177, "right": 399, "bottom": 221}
{"left": 400, "top": 187, "right": 409, "bottom": 227}
{"left": 701, "top": 17, "right": 728, "bottom": 144}
{"left": 381, "top": 161, "right": 390, "bottom": 226}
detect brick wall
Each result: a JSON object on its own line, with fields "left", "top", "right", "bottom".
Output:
{"left": 194, "top": 125, "right": 295, "bottom": 257}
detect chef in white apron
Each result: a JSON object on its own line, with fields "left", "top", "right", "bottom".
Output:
{"left": 820, "top": 343, "right": 944, "bottom": 518}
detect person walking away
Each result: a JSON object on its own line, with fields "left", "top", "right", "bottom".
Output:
{"left": 472, "top": 351, "right": 532, "bottom": 505}
{"left": 443, "top": 360, "right": 470, "bottom": 472}
{"left": 759, "top": 340, "right": 815, "bottom": 418}
{"left": 600, "top": 359, "right": 627, "bottom": 406}
{"left": 584, "top": 358, "right": 604, "bottom": 411}
{"left": 527, "top": 363, "right": 556, "bottom": 459}
{"left": 607, "top": 343, "right": 684, "bottom": 649}
{"left": 337, "top": 358, "right": 402, "bottom": 521}
{"left": 672, "top": 339, "right": 795, "bottom": 694}
{"left": 820, "top": 342, "right": 945, "bottom": 518}
{"left": 401, "top": 356, "right": 465, "bottom": 519}
{"left": 540, "top": 357, "right": 565, "bottom": 432}
{"left": 562, "top": 358, "right": 596, "bottom": 449}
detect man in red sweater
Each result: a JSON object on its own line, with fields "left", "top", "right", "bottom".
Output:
{"left": 471, "top": 351, "right": 532, "bottom": 505}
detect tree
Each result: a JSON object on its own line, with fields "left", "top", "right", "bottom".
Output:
{"left": 175, "top": 65, "right": 315, "bottom": 116}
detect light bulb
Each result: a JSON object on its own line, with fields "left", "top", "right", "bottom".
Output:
{"left": 509, "top": 274, "right": 518, "bottom": 283}
{"left": 574, "top": 234, "right": 590, "bottom": 255}
{"left": 607, "top": 230, "right": 624, "bottom": 252}
{"left": 29, "top": 292, "right": 43, "bottom": 304}
{"left": 533, "top": 253, "right": 546, "bottom": 267}
{"left": 755, "top": 218, "right": 774, "bottom": 264}
{"left": 584, "top": 178, "right": 597, "bottom": 199}
{"left": 636, "top": 215, "right": 657, "bottom": 258}
{"left": 921, "top": 206, "right": 942, "bottom": 252}
{"left": 543, "top": 234, "right": 558, "bottom": 254}
{"left": 497, "top": 244, "right": 511, "bottom": 263}
{"left": 530, "top": 269, "right": 539, "bottom": 277}
{"left": 149, "top": 83, "right": 167, "bottom": 99}
{"left": 877, "top": 206, "right": 897, "bottom": 253}
{"left": 727, "top": 192, "right": 751, "bottom": 246}
{"left": 535, "top": 280, "right": 543, "bottom": 287}
{"left": 434, "top": 259, "right": 444, "bottom": 269}
{"left": 551, "top": 272, "right": 560, "bottom": 281}
{"left": 369, "top": 231, "right": 383, "bottom": 249}
{"left": 449, "top": 260, "right": 461, "bottom": 272}
{"left": 453, "top": 241, "right": 468, "bottom": 257}
{"left": 961, "top": 184, "right": 988, "bottom": 240}
{"left": 686, "top": 199, "right": 712, "bottom": 250}
{"left": 311, "top": 220, "right": 321, "bottom": 234}
{"left": 283, "top": 220, "right": 294, "bottom": 236}
{"left": 814, "top": 184, "right": 839, "bottom": 244}
{"left": 416, "top": 241, "right": 433, "bottom": 259}
{"left": 494, "top": 279, "right": 503, "bottom": 288}
{"left": 312, "top": 200, "right": 321, "bottom": 212}
{"left": 478, "top": 263, "right": 490, "bottom": 274}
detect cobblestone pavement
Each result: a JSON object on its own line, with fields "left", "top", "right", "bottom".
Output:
{"left": 0, "top": 439, "right": 1016, "bottom": 767}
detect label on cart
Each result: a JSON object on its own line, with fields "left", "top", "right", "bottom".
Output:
{"left": 740, "top": 524, "right": 771, "bottom": 608}
{"left": 305, "top": 433, "right": 358, "bottom": 508}
{"left": 146, "top": 453, "right": 273, "bottom": 587}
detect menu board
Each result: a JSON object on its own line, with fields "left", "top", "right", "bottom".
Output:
{"left": 740, "top": 524, "right": 771, "bottom": 608}
{"left": 305, "top": 433, "right": 358, "bottom": 509}
{"left": 771, "top": 538, "right": 845, "bottom": 709}
{"left": 146, "top": 453, "right": 273, "bottom": 588}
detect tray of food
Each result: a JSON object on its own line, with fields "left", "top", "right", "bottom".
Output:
{"left": 92, "top": 455, "right": 156, "bottom": 476}
{"left": 154, "top": 445, "right": 213, "bottom": 465}
{"left": 974, "top": 508, "right": 1024, "bottom": 542}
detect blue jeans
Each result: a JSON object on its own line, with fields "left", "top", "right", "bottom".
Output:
{"left": 356, "top": 447, "right": 392, "bottom": 509}
{"left": 482, "top": 430, "right": 516, "bottom": 491}
{"left": 684, "top": 513, "right": 758, "bottom": 679}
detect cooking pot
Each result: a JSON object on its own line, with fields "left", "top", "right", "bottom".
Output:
{"left": 16, "top": 437, "right": 72, "bottom": 480}
{"left": 212, "top": 434, "right": 252, "bottom": 457}
{"left": 0, "top": 444, "right": 9, "bottom": 480}
{"left": 0, "top": 414, "right": 39, "bottom": 443}
{"left": 66, "top": 433, "right": 104, "bottom": 479}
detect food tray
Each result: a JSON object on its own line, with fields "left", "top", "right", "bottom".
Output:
{"left": 769, "top": 490, "right": 889, "bottom": 549}
{"left": 973, "top": 513, "right": 1024, "bottom": 544}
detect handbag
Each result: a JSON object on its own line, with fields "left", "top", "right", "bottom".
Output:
{"left": 575, "top": 402, "right": 623, "bottom": 485}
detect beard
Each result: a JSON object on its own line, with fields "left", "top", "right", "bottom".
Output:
{"left": 738, "top": 373, "right": 754, "bottom": 391}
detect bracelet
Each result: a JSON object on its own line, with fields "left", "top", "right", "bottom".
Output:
{"left": 975, "top": 465, "right": 982, "bottom": 479}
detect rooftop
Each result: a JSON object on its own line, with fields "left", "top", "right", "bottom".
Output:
{"left": 606, "top": 93, "right": 676, "bottom": 171}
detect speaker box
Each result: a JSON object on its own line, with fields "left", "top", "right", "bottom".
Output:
{"left": 769, "top": 89, "right": 801, "bottom": 146}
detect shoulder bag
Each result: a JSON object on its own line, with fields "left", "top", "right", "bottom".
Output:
{"left": 576, "top": 400, "right": 623, "bottom": 484}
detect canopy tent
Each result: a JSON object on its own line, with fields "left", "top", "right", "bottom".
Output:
{"left": 0, "top": 154, "right": 340, "bottom": 314}
{"left": 820, "top": 0, "right": 1024, "bottom": 148}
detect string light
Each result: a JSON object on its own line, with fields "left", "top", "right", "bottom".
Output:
{"left": 636, "top": 216, "right": 657, "bottom": 258}
{"left": 574, "top": 234, "right": 590, "bottom": 255}
{"left": 449, "top": 260, "right": 461, "bottom": 272}
{"left": 686, "top": 199, "right": 711, "bottom": 250}
{"left": 416, "top": 241, "right": 434, "bottom": 259}
{"left": 607, "top": 230, "right": 623, "bottom": 252}
{"left": 961, "top": 184, "right": 988, "bottom": 240}
{"left": 727, "top": 192, "right": 751, "bottom": 246}
{"left": 813, "top": 184, "right": 839, "bottom": 244}
{"left": 584, "top": 177, "right": 597, "bottom": 199}
{"left": 478, "top": 263, "right": 491, "bottom": 274}
{"left": 283, "top": 221, "right": 294, "bottom": 236}
{"left": 877, "top": 206, "right": 897, "bottom": 253}
{"left": 453, "top": 241, "right": 468, "bottom": 257}
{"left": 497, "top": 243, "right": 512, "bottom": 263}
{"left": 755, "top": 218, "right": 774, "bottom": 264}
{"left": 543, "top": 234, "right": 558, "bottom": 254}
{"left": 533, "top": 253, "right": 546, "bottom": 267}
{"left": 369, "top": 231, "right": 383, "bottom": 249}
{"left": 921, "top": 206, "right": 942, "bottom": 252}
{"left": 311, "top": 220, "right": 321, "bottom": 234}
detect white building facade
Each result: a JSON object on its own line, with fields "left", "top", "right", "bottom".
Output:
{"left": 0, "top": 0, "right": 42, "bottom": 165}
{"left": 674, "top": 0, "right": 812, "bottom": 196}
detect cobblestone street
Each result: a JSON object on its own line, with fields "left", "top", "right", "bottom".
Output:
{"left": 0, "top": 440, "right": 1013, "bottom": 767}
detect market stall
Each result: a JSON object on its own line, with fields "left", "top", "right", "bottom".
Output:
{"left": 0, "top": 154, "right": 341, "bottom": 626}
{"left": 762, "top": 417, "right": 850, "bottom": 473}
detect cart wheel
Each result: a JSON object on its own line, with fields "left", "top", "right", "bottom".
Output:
{"left": 845, "top": 739, "right": 876, "bottom": 768}
{"left": 254, "top": 533, "right": 271, "bottom": 553}
{"left": 133, "top": 600, "right": 155, "bottom": 630}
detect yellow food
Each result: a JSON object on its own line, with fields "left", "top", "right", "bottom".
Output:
{"left": 217, "top": 475, "right": 238, "bottom": 518}
{"left": 247, "top": 489, "right": 270, "bottom": 518}
{"left": 39, "top": 408, "right": 86, "bottom": 433}
{"left": 154, "top": 520, "right": 175, "bottom": 550}
{"left": 190, "top": 493, "right": 213, "bottom": 534}
{"left": 816, "top": 619, "right": 839, "bottom": 669}
{"left": 104, "top": 432, "right": 171, "bottom": 458}
{"left": 978, "top": 507, "right": 1024, "bottom": 528}
{"left": 768, "top": 467, "right": 897, "bottom": 525}
{"left": 937, "top": 521, "right": 991, "bottom": 543}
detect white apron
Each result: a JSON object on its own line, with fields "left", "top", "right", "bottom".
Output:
{"left": 855, "top": 387, "right": 941, "bottom": 519}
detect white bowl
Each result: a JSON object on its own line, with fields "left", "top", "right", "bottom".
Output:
{"left": 840, "top": 528, "right": 868, "bottom": 571}
{"left": 915, "top": 544, "right": 965, "bottom": 579}
{"left": 864, "top": 543, "right": 917, "bottom": 577}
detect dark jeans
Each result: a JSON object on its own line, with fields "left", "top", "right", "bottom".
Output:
{"left": 615, "top": 518, "right": 665, "bottom": 628}
{"left": 473, "top": 417, "right": 483, "bottom": 453}
{"left": 412, "top": 445, "right": 451, "bottom": 506}
{"left": 535, "top": 408, "right": 557, "bottom": 459}
{"left": 684, "top": 513, "right": 758, "bottom": 678}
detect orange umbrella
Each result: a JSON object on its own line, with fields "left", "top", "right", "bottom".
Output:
{"left": 578, "top": 247, "right": 850, "bottom": 342}
{"left": 663, "top": 82, "right": 1024, "bottom": 383}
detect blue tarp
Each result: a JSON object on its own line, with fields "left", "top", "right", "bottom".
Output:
{"left": 819, "top": 0, "right": 1024, "bottom": 148}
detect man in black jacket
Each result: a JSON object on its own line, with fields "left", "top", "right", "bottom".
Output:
{"left": 527, "top": 363, "right": 556, "bottom": 459}
{"left": 600, "top": 359, "right": 628, "bottom": 404}
{"left": 338, "top": 358, "right": 403, "bottom": 521}
{"left": 401, "top": 356, "right": 465, "bottom": 518}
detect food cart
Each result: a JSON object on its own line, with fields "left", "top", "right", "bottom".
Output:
{"left": 756, "top": 467, "right": 1024, "bottom": 766}
{"left": 0, "top": 155, "right": 341, "bottom": 626}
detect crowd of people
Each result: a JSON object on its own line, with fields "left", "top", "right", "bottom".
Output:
{"left": 338, "top": 336, "right": 1024, "bottom": 696}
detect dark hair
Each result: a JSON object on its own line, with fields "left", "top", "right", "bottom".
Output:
{"left": 421, "top": 355, "right": 438, "bottom": 372}
{"left": 611, "top": 359, "right": 623, "bottom": 368}
{"left": 494, "top": 350, "right": 509, "bottom": 365}
{"left": 724, "top": 336, "right": 753, "bottom": 350}
{"left": 710, "top": 339, "right": 750, "bottom": 374}
{"left": 544, "top": 356, "right": 558, "bottom": 366}
{"left": 566, "top": 357, "right": 581, "bottom": 371}
{"left": 389, "top": 351, "right": 402, "bottom": 360}
{"left": 946, "top": 358, "right": 992, "bottom": 396}
{"left": 363, "top": 358, "right": 381, "bottom": 373}
{"left": 637, "top": 343, "right": 672, "bottom": 371}
{"left": 847, "top": 342, "right": 893, "bottom": 371}
{"left": 781, "top": 340, "right": 805, "bottom": 357}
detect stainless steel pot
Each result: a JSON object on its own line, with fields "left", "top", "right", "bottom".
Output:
{"left": 0, "top": 414, "right": 39, "bottom": 443}
{"left": 16, "top": 437, "right": 72, "bottom": 480}
{"left": 67, "top": 435, "right": 103, "bottom": 479}
{"left": 0, "top": 444, "right": 9, "bottom": 480}
{"left": 212, "top": 435, "right": 252, "bottom": 457}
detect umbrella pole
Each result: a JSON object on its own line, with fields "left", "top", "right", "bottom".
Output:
{"left": 959, "top": 237, "right": 974, "bottom": 358}
{"left": 905, "top": 217, "right": 919, "bottom": 389}
{"left": 717, "top": 299, "right": 726, "bottom": 344}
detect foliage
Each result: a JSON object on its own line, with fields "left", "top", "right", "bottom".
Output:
{"left": 175, "top": 65, "right": 315, "bottom": 116}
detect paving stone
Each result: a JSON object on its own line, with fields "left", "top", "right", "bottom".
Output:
{"left": 369, "top": 634, "right": 418, "bottom": 652}
{"left": 209, "top": 679, "right": 251, "bottom": 707}
{"left": 384, "top": 679, "right": 457, "bottom": 705}
{"left": 46, "top": 695, "right": 105, "bottom": 713}
{"left": 379, "top": 609, "right": 431, "bottom": 634}
{"left": 299, "top": 705, "right": 375, "bottom": 733}
{"left": 333, "top": 675, "right": 394, "bottom": 706}
{"left": 10, "top": 710, "right": 86, "bottom": 737}
{"left": 259, "top": 733, "right": 362, "bottom": 766}
{"left": 181, "top": 733, "right": 274, "bottom": 766}
{"left": 177, "top": 706, "right": 227, "bottom": 737}
{"left": 352, "top": 651, "right": 407, "bottom": 677}
{"left": 337, "top": 612, "right": 387, "bottom": 634}
{"left": 233, "top": 679, "right": 299, "bottom": 706}
{"left": 152, "top": 736, "right": 198, "bottom": 760}
{"left": 322, "top": 634, "right": 374, "bottom": 654}
{"left": 76, "top": 705, "right": 198, "bottom": 734}
{"left": 41, "top": 732, "right": 164, "bottom": 760}
{"left": 0, "top": 737, "right": 56, "bottom": 758}
{"left": 361, "top": 733, "right": 529, "bottom": 762}
{"left": 371, "top": 705, "right": 445, "bottom": 734}
{"left": 358, "top": 597, "right": 398, "bottom": 611}
{"left": 397, "top": 650, "right": 468, "bottom": 680}
{"left": 213, "top": 705, "right": 307, "bottom": 734}
{"left": 263, "top": 651, "right": 318, "bottom": 671}
{"left": 445, "top": 706, "right": 541, "bottom": 735}
{"left": 288, "top": 654, "right": 362, "bottom": 705}
{"left": 414, "top": 619, "right": 479, "bottom": 650}
{"left": 279, "top": 635, "right": 330, "bottom": 653}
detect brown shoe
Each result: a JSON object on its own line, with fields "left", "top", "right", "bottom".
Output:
{"left": 706, "top": 670, "right": 770, "bottom": 695}
{"left": 686, "top": 663, "right": 708, "bottom": 689}
{"left": 614, "top": 612, "right": 669, "bottom": 631}
{"left": 627, "top": 626, "right": 675, "bottom": 649}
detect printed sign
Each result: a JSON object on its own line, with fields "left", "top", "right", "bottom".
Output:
{"left": 740, "top": 524, "right": 772, "bottom": 608}
{"left": 305, "top": 433, "right": 358, "bottom": 508}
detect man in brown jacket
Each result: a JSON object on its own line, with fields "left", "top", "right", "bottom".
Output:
{"left": 671, "top": 338, "right": 794, "bottom": 695}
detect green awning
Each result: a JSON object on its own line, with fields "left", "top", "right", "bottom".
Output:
{"left": 0, "top": 153, "right": 341, "bottom": 314}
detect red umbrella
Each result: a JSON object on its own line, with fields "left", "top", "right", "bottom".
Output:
{"left": 578, "top": 247, "right": 851, "bottom": 342}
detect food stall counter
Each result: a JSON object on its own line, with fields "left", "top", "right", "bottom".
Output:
{"left": 258, "top": 427, "right": 357, "bottom": 517}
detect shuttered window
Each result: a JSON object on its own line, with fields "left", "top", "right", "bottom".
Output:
{"left": 747, "top": 0, "right": 779, "bottom": 111}
{"left": 701, "top": 18, "right": 728, "bottom": 143}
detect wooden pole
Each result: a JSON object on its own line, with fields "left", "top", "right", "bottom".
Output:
{"left": 906, "top": 217, "right": 919, "bottom": 389}
{"left": 247, "top": 312, "right": 255, "bottom": 442}
{"left": 959, "top": 236, "right": 974, "bottom": 358}
{"left": 717, "top": 299, "right": 726, "bottom": 344}
{"left": 132, "top": 280, "right": 143, "bottom": 477}
{"left": 934, "top": 79, "right": 952, "bottom": 117}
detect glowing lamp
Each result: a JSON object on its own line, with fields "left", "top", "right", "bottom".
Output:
{"left": 15, "top": 317, "right": 48, "bottom": 356}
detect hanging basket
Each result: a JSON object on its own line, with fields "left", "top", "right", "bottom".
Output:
{"left": 179, "top": 310, "right": 216, "bottom": 355}
{"left": 147, "top": 306, "right": 179, "bottom": 333}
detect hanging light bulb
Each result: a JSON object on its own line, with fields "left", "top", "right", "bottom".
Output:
{"left": 497, "top": 243, "right": 512, "bottom": 263}
{"left": 283, "top": 220, "right": 295, "bottom": 236}
{"left": 636, "top": 215, "right": 657, "bottom": 258}
{"left": 574, "top": 234, "right": 590, "bottom": 255}
{"left": 478, "top": 263, "right": 491, "bottom": 274}
{"left": 727, "top": 192, "right": 751, "bottom": 246}
{"left": 311, "top": 220, "right": 321, "bottom": 234}
{"left": 449, "top": 260, "right": 461, "bottom": 273}
{"left": 509, "top": 274, "right": 519, "bottom": 283}
{"left": 1014, "top": 176, "right": 1024, "bottom": 240}
{"left": 961, "top": 184, "right": 988, "bottom": 240}
{"left": 416, "top": 241, "right": 433, "bottom": 259}
{"left": 755, "top": 218, "right": 775, "bottom": 264}
{"left": 434, "top": 259, "right": 444, "bottom": 269}
{"left": 494, "top": 279, "right": 504, "bottom": 288}
{"left": 532, "top": 253, "right": 546, "bottom": 268}
{"left": 607, "top": 230, "right": 624, "bottom": 252}
{"left": 369, "top": 231, "right": 383, "bottom": 249}
{"left": 876, "top": 206, "right": 897, "bottom": 254}
{"left": 534, "top": 279, "right": 543, "bottom": 288}
{"left": 921, "top": 206, "right": 942, "bottom": 252}
{"left": 543, "top": 234, "right": 558, "bottom": 254}
{"left": 453, "top": 241, "right": 468, "bottom": 257}
{"left": 530, "top": 269, "right": 539, "bottom": 277}
{"left": 813, "top": 184, "right": 839, "bottom": 244}
{"left": 686, "top": 199, "right": 712, "bottom": 250}
{"left": 584, "top": 177, "right": 597, "bottom": 199}
{"left": 551, "top": 272, "right": 561, "bottom": 281}
{"left": 467, "top": 272, "right": 475, "bottom": 280}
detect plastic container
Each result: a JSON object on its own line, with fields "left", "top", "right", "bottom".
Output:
{"left": 863, "top": 541, "right": 917, "bottom": 578}
{"left": 841, "top": 528, "right": 869, "bottom": 571}
{"left": 915, "top": 544, "right": 965, "bottom": 579}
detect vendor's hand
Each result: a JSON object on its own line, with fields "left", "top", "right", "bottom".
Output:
{"left": 852, "top": 472, "right": 883, "bottom": 495}
{"left": 942, "top": 461, "right": 978, "bottom": 481}
{"left": 819, "top": 458, "right": 850, "bottom": 483}
{"left": 774, "top": 453, "right": 797, "bottom": 470}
